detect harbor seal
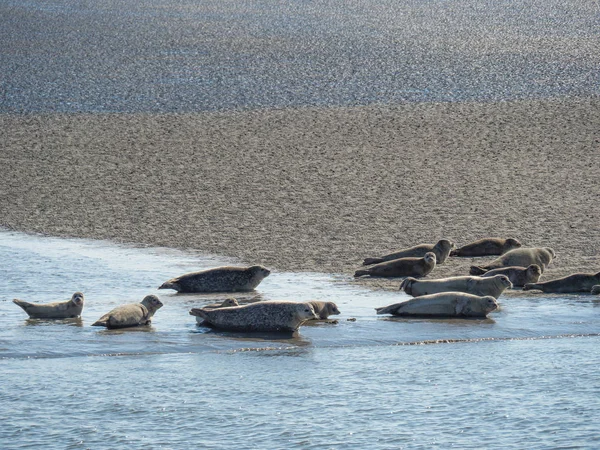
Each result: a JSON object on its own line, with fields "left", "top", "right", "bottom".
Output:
{"left": 450, "top": 238, "right": 522, "bottom": 257}
{"left": 203, "top": 298, "right": 240, "bottom": 309}
{"left": 523, "top": 272, "right": 600, "bottom": 293}
{"left": 470, "top": 247, "right": 555, "bottom": 274}
{"left": 375, "top": 292, "right": 498, "bottom": 318}
{"left": 92, "top": 295, "right": 163, "bottom": 329}
{"left": 354, "top": 252, "right": 436, "bottom": 278}
{"left": 480, "top": 265, "right": 542, "bottom": 287}
{"left": 189, "top": 301, "right": 318, "bottom": 332}
{"left": 362, "top": 239, "right": 454, "bottom": 266}
{"left": 159, "top": 265, "right": 271, "bottom": 293}
{"left": 12, "top": 292, "right": 84, "bottom": 319}
{"left": 400, "top": 274, "right": 512, "bottom": 299}
{"left": 592, "top": 285, "right": 600, "bottom": 295}
{"left": 308, "top": 301, "right": 341, "bottom": 319}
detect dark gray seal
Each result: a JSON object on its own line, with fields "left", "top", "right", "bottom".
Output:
{"left": 189, "top": 301, "right": 318, "bottom": 332}
{"left": 92, "top": 295, "right": 163, "bottom": 329}
{"left": 470, "top": 247, "right": 555, "bottom": 274}
{"left": 362, "top": 239, "right": 454, "bottom": 266}
{"left": 375, "top": 292, "right": 498, "bottom": 318}
{"left": 450, "top": 238, "right": 522, "bottom": 257}
{"left": 308, "top": 301, "right": 341, "bottom": 319}
{"left": 480, "top": 265, "right": 542, "bottom": 287}
{"left": 354, "top": 252, "right": 436, "bottom": 278}
{"left": 592, "top": 285, "right": 600, "bottom": 295}
{"left": 159, "top": 265, "right": 271, "bottom": 293}
{"left": 523, "top": 272, "right": 600, "bottom": 293}
{"left": 12, "top": 292, "right": 84, "bottom": 319}
{"left": 400, "top": 274, "right": 512, "bottom": 299}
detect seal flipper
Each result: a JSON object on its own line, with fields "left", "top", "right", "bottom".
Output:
{"left": 363, "top": 257, "right": 384, "bottom": 266}
{"left": 469, "top": 266, "right": 488, "bottom": 275}
{"left": 399, "top": 277, "right": 416, "bottom": 295}
{"left": 354, "top": 269, "right": 370, "bottom": 278}
{"left": 189, "top": 308, "right": 209, "bottom": 319}
{"left": 13, "top": 299, "right": 34, "bottom": 313}
{"left": 455, "top": 298, "right": 469, "bottom": 315}
{"left": 522, "top": 283, "right": 540, "bottom": 291}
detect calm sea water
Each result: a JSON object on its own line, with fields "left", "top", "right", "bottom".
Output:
{"left": 1, "top": 230, "right": 600, "bottom": 448}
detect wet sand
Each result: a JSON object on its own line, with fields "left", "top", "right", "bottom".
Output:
{"left": 1, "top": 97, "right": 599, "bottom": 288}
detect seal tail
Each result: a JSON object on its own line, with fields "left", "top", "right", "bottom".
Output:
{"left": 189, "top": 308, "right": 208, "bottom": 319}
{"left": 449, "top": 250, "right": 459, "bottom": 257}
{"left": 12, "top": 299, "right": 33, "bottom": 312}
{"left": 363, "top": 257, "right": 383, "bottom": 266}
{"left": 158, "top": 281, "right": 177, "bottom": 290}
{"left": 399, "top": 277, "right": 416, "bottom": 295}
{"left": 354, "top": 269, "right": 370, "bottom": 278}
{"left": 469, "top": 266, "right": 488, "bottom": 275}
{"left": 523, "top": 283, "right": 540, "bottom": 291}
{"left": 91, "top": 319, "right": 107, "bottom": 327}
{"left": 375, "top": 305, "right": 396, "bottom": 315}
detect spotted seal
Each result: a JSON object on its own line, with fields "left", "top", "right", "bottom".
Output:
{"left": 375, "top": 292, "right": 498, "bottom": 318}
{"left": 400, "top": 274, "right": 512, "bottom": 299}
{"left": 12, "top": 292, "right": 84, "bottom": 319}
{"left": 355, "top": 252, "right": 436, "bottom": 278}
{"left": 362, "top": 239, "right": 454, "bottom": 266}
{"left": 308, "top": 301, "right": 341, "bottom": 319}
{"left": 450, "top": 238, "right": 522, "bottom": 257}
{"left": 470, "top": 247, "right": 555, "bottom": 274}
{"left": 159, "top": 265, "right": 271, "bottom": 293}
{"left": 480, "top": 265, "right": 541, "bottom": 287}
{"left": 523, "top": 272, "right": 600, "bottom": 293}
{"left": 92, "top": 295, "right": 163, "bottom": 329}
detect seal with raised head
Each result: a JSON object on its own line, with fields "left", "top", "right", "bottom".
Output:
{"left": 592, "top": 285, "right": 600, "bottom": 295}
{"left": 159, "top": 265, "right": 271, "bottom": 293}
{"left": 12, "top": 292, "right": 84, "bottom": 319}
{"left": 189, "top": 301, "right": 318, "bottom": 332}
{"left": 375, "top": 292, "right": 498, "bottom": 318}
{"left": 92, "top": 295, "right": 163, "bottom": 329}
{"left": 523, "top": 272, "right": 600, "bottom": 293}
{"left": 354, "top": 252, "right": 436, "bottom": 278}
{"left": 450, "top": 238, "right": 522, "bottom": 257}
{"left": 308, "top": 301, "right": 341, "bottom": 319}
{"left": 400, "top": 274, "right": 512, "bottom": 299}
{"left": 362, "top": 239, "right": 454, "bottom": 266}
{"left": 480, "top": 265, "right": 541, "bottom": 287}
{"left": 470, "top": 247, "right": 555, "bottom": 275}
{"left": 203, "top": 298, "right": 240, "bottom": 309}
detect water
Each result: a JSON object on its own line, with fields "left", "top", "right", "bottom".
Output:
{"left": 1, "top": 230, "right": 600, "bottom": 448}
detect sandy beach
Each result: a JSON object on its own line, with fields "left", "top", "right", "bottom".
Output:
{"left": 2, "top": 97, "right": 599, "bottom": 288}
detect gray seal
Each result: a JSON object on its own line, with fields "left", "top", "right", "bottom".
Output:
{"left": 92, "top": 295, "right": 163, "bottom": 329}
{"left": 354, "top": 252, "right": 436, "bottom": 278}
{"left": 400, "top": 274, "right": 512, "bottom": 299}
{"left": 362, "top": 239, "right": 454, "bottom": 266}
{"left": 592, "top": 285, "right": 600, "bottom": 295}
{"left": 480, "top": 265, "right": 541, "bottom": 287}
{"left": 375, "top": 292, "right": 498, "bottom": 318}
{"left": 12, "top": 292, "right": 84, "bottom": 319}
{"left": 189, "top": 301, "right": 318, "bottom": 332}
{"left": 308, "top": 301, "right": 341, "bottom": 319}
{"left": 450, "top": 238, "right": 522, "bottom": 257}
{"left": 159, "top": 265, "right": 271, "bottom": 293}
{"left": 470, "top": 247, "right": 555, "bottom": 274}
{"left": 523, "top": 272, "right": 600, "bottom": 293}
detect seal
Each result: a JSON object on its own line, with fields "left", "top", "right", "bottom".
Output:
{"left": 159, "top": 265, "right": 271, "bottom": 293}
{"left": 362, "top": 239, "right": 454, "bottom": 266}
{"left": 189, "top": 301, "right": 318, "bottom": 332}
{"left": 400, "top": 274, "right": 512, "bottom": 299}
{"left": 308, "top": 301, "right": 341, "bottom": 319}
{"left": 375, "top": 292, "right": 498, "bottom": 318}
{"left": 203, "top": 298, "right": 240, "bottom": 309}
{"left": 354, "top": 252, "right": 436, "bottom": 278}
{"left": 480, "top": 265, "right": 541, "bottom": 287}
{"left": 470, "top": 247, "right": 555, "bottom": 274}
{"left": 450, "top": 238, "right": 522, "bottom": 257}
{"left": 92, "top": 295, "right": 163, "bottom": 329}
{"left": 592, "top": 285, "right": 600, "bottom": 295}
{"left": 523, "top": 272, "right": 600, "bottom": 293}
{"left": 12, "top": 292, "right": 84, "bottom": 319}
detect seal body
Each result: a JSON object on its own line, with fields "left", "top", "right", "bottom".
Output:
{"left": 470, "top": 247, "right": 555, "bottom": 274}
{"left": 592, "top": 285, "right": 600, "bottom": 295}
{"left": 480, "top": 265, "right": 541, "bottom": 287}
{"left": 363, "top": 239, "right": 454, "bottom": 266}
{"left": 355, "top": 252, "right": 436, "bottom": 278}
{"left": 523, "top": 272, "right": 600, "bottom": 293}
{"left": 308, "top": 301, "right": 341, "bottom": 319}
{"left": 189, "top": 301, "right": 318, "bottom": 332}
{"left": 12, "top": 292, "right": 84, "bottom": 319}
{"left": 450, "top": 238, "right": 521, "bottom": 257}
{"left": 400, "top": 274, "right": 512, "bottom": 299}
{"left": 159, "top": 265, "right": 271, "bottom": 293}
{"left": 375, "top": 292, "right": 498, "bottom": 318}
{"left": 92, "top": 295, "right": 163, "bottom": 329}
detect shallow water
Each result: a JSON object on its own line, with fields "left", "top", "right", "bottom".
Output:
{"left": 1, "top": 230, "right": 600, "bottom": 448}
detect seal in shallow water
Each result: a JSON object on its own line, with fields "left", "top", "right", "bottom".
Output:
{"left": 92, "top": 295, "right": 163, "bottom": 329}
{"left": 355, "top": 252, "right": 436, "bottom": 278}
{"left": 450, "top": 238, "right": 522, "bottom": 257}
{"left": 480, "top": 265, "right": 541, "bottom": 287}
{"left": 12, "top": 292, "right": 84, "bottom": 319}
{"left": 523, "top": 272, "right": 600, "bottom": 293}
{"left": 308, "top": 301, "right": 341, "bottom": 319}
{"left": 400, "top": 274, "right": 512, "bottom": 299}
{"left": 363, "top": 239, "right": 454, "bottom": 266}
{"left": 592, "top": 285, "right": 600, "bottom": 295}
{"left": 189, "top": 301, "right": 318, "bottom": 332}
{"left": 159, "top": 265, "right": 271, "bottom": 293}
{"left": 375, "top": 292, "right": 498, "bottom": 318}
{"left": 470, "top": 247, "right": 555, "bottom": 274}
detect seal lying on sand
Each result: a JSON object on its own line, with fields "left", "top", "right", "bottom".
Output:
{"left": 362, "top": 239, "right": 454, "bottom": 266}
{"left": 523, "top": 272, "right": 600, "bottom": 293}
{"left": 470, "top": 247, "right": 555, "bottom": 274}
{"left": 13, "top": 292, "right": 84, "bottom": 319}
{"left": 450, "top": 238, "right": 521, "bottom": 257}
{"left": 189, "top": 301, "right": 318, "bottom": 332}
{"left": 400, "top": 274, "right": 512, "bottom": 299}
{"left": 159, "top": 265, "right": 271, "bottom": 293}
{"left": 480, "top": 265, "right": 541, "bottom": 287}
{"left": 308, "top": 301, "right": 341, "bottom": 319}
{"left": 92, "top": 295, "right": 163, "bottom": 329}
{"left": 355, "top": 252, "right": 436, "bottom": 278}
{"left": 375, "top": 292, "right": 498, "bottom": 318}
{"left": 592, "top": 285, "right": 600, "bottom": 295}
